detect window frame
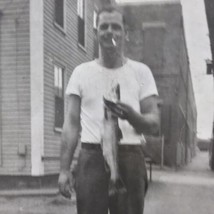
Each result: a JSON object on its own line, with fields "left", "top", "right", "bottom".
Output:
{"left": 93, "top": 10, "right": 97, "bottom": 31}
{"left": 54, "top": 0, "right": 67, "bottom": 34}
{"left": 77, "top": 0, "right": 86, "bottom": 48}
{"left": 53, "top": 64, "right": 65, "bottom": 132}
{"left": 93, "top": 9, "right": 98, "bottom": 58}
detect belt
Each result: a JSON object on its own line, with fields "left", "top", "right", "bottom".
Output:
{"left": 81, "top": 142, "right": 142, "bottom": 152}
{"left": 81, "top": 143, "right": 102, "bottom": 151}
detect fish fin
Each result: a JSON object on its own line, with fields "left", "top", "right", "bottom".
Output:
{"left": 118, "top": 127, "right": 123, "bottom": 141}
{"left": 104, "top": 107, "right": 108, "bottom": 119}
{"left": 116, "top": 84, "right": 120, "bottom": 100}
{"left": 104, "top": 160, "right": 110, "bottom": 173}
{"left": 116, "top": 177, "right": 127, "bottom": 194}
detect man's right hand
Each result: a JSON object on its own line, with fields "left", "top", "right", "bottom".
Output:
{"left": 58, "top": 171, "right": 75, "bottom": 199}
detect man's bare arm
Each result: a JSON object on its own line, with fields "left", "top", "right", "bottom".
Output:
{"left": 136, "top": 95, "right": 161, "bottom": 135}
{"left": 111, "top": 95, "right": 161, "bottom": 135}
{"left": 58, "top": 95, "right": 81, "bottom": 198}
{"left": 60, "top": 95, "right": 81, "bottom": 172}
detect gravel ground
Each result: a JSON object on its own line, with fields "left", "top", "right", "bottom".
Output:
{"left": 0, "top": 195, "right": 76, "bottom": 214}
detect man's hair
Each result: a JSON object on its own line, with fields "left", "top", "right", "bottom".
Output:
{"left": 96, "top": 5, "right": 126, "bottom": 27}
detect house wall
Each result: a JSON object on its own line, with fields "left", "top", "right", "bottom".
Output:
{"left": 174, "top": 27, "right": 197, "bottom": 166}
{"left": 0, "top": 1, "right": 31, "bottom": 175}
{"left": 121, "top": 2, "right": 197, "bottom": 167}
{"left": 43, "top": 0, "right": 95, "bottom": 174}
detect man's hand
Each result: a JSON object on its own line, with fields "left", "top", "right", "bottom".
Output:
{"left": 105, "top": 96, "right": 161, "bottom": 135}
{"left": 58, "top": 170, "right": 75, "bottom": 199}
{"left": 105, "top": 101, "right": 134, "bottom": 120}
{"left": 116, "top": 102, "right": 134, "bottom": 119}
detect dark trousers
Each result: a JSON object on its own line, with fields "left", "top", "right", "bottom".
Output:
{"left": 75, "top": 144, "right": 148, "bottom": 214}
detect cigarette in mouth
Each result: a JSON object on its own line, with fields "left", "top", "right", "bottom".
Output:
{"left": 112, "top": 38, "right": 116, "bottom": 46}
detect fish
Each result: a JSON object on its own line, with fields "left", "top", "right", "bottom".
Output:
{"left": 102, "top": 84, "right": 126, "bottom": 196}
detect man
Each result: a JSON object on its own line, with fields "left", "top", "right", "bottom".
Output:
{"left": 58, "top": 5, "right": 160, "bottom": 214}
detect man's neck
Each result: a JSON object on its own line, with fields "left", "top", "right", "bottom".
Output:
{"left": 98, "top": 48, "right": 125, "bottom": 69}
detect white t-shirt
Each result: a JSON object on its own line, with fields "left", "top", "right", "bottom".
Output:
{"left": 66, "top": 58, "right": 158, "bottom": 144}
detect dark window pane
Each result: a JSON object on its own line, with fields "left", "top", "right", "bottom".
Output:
{"left": 55, "top": 96, "right": 64, "bottom": 128}
{"left": 55, "top": 0, "right": 64, "bottom": 28}
{"left": 78, "top": 16, "right": 85, "bottom": 46}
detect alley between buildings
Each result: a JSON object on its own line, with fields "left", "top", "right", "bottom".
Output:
{"left": 145, "top": 150, "right": 214, "bottom": 214}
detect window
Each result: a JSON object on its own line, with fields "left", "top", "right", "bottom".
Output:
{"left": 77, "top": 0, "right": 85, "bottom": 47}
{"left": 93, "top": 10, "right": 97, "bottom": 30}
{"left": 55, "top": 0, "right": 65, "bottom": 29}
{"left": 54, "top": 65, "right": 64, "bottom": 129}
{"left": 93, "top": 10, "right": 98, "bottom": 58}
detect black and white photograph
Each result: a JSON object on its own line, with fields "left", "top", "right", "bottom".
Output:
{"left": 0, "top": 0, "right": 213, "bottom": 213}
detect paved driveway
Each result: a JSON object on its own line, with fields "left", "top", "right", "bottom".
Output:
{"left": 0, "top": 151, "right": 213, "bottom": 214}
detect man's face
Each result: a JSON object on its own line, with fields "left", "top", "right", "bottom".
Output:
{"left": 97, "top": 11, "right": 126, "bottom": 51}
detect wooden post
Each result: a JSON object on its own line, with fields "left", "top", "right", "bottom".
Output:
{"left": 161, "top": 135, "right": 164, "bottom": 169}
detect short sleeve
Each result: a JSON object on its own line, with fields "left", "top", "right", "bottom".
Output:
{"left": 65, "top": 67, "right": 81, "bottom": 97}
{"left": 139, "top": 66, "right": 158, "bottom": 100}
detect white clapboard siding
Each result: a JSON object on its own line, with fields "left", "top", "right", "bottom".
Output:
{"left": 0, "top": 0, "right": 31, "bottom": 175}
{"left": 43, "top": 0, "right": 95, "bottom": 174}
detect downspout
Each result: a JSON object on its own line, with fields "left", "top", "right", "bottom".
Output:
{"left": 185, "top": 57, "right": 189, "bottom": 164}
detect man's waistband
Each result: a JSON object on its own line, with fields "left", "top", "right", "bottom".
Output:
{"left": 81, "top": 142, "right": 143, "bottom": 152}
{"left": 81, "top": 143, "right": 101, "bottom": 151}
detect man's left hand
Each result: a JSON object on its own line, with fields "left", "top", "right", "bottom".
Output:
{"left": 106, "top": 101, "right": 134, "bottom": 120}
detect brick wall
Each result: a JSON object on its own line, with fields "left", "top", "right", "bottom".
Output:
{"left": 121, "top": 2, "right": 197, "bottom": 167}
